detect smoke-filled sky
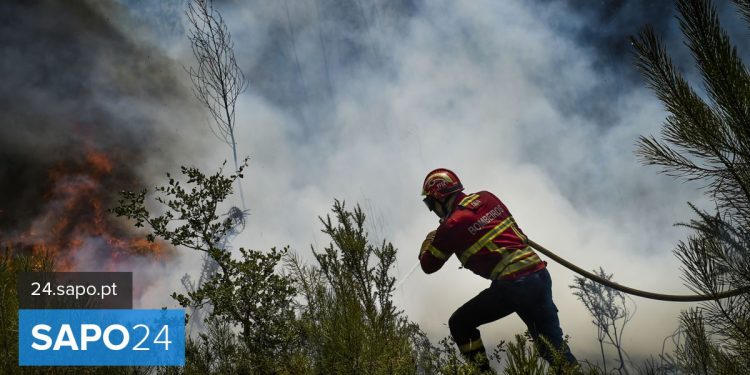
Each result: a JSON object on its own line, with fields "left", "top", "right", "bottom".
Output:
{"left": 3, "top": 0, "right": 749, "bottom": 368}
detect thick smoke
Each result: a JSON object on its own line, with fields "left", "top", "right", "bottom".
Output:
{"left": 0, "top": 1, "right": 208, "bottom": 293}
{"left": 205, "top": 0, "right": 746, "bottom": 363}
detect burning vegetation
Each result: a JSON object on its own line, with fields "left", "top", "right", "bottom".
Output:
{"left": 2, "top": 136, "right": 173, "bottom": 272}
{"left": 0, "top": 1, "right": 191, "bottom": 272}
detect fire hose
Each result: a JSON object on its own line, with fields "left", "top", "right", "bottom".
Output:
{"left": 528, "top": 239, "right": 750, "bottom": 302}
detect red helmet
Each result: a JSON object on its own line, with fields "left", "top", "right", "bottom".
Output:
{"left": 422, "top": 168, "right": 464, "bottom": 201}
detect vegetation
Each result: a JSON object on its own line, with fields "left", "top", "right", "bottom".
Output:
{"left": 110, "top": 162, "right": 433, "bottom": 374}
{"left": 185, "top": 0, "right": 248, "bottom": 207}
{"left": 286, "top": 201, "right": 422, "bottom": 374}
{"left": 109, "top": 161, "right": 586, "bottom": 374}
{"left": 570, "top": 268, "right": 634, "bottom": 374}
{"left": 631, "top": 0, "right": 750, "bottom": 373}
{"left": 0, "top": 249, "right": 53, "bottom": 374}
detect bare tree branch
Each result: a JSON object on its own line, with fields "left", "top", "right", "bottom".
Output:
{"left": 186, "top": 0, "right": 248, "bottom": 207}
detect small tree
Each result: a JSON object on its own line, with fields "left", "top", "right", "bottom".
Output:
{"left": 186, "top": 0, "right": 248, "bottom": 204}
{"left": 570, "top": 268, "right": 634, "bottom": 374}
{"left": 184, "top": 0, "right": 251, "bottom": 335}
{"left": 632, "top": 0, "right": 750, "bottom": 372}
{"left": 287, "top": 201, "right": 427, "bottom": 374}
{"left": 113, "top": 161, "right": 298, "bottom": 373}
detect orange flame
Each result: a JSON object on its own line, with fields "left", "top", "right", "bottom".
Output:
{"left": 86, "top": 150, "right": 113, "bottom": 175}
{"left": 7, "top": 146, "right": 173, "bottom": 272}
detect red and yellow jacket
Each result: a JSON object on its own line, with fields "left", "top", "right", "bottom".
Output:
{"left": 419, "top": 191, "right": 545, "bottom": 280}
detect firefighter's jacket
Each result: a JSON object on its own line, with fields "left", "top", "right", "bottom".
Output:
{"left": 419, "top": 191, "right": 545, "bottom": 280}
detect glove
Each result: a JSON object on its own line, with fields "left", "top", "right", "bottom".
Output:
{"left": 420, "top": 230, "right": 437, "bottom": 256}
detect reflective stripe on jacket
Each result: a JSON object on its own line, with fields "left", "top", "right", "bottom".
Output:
{"left": 419, "top": 191, "right": 545, "bottom": 280}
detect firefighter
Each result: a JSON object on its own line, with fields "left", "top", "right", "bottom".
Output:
{"left": 419, "top": 168, "right": 577, "bottom": 371}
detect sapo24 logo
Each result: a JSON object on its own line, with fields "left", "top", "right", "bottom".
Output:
{"left": 19, "top": 309, "right": 185, "bottom": 366}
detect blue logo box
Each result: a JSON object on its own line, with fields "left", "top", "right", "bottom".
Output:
{"left": 19, "top": 309, "right": 185, "bottom": 366}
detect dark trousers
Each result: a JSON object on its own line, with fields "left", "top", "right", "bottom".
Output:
{"left": 449, "top": 268, "right": 577, "bottom": 367}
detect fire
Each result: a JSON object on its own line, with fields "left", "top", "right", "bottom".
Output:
{"left": 5, "top": 146, "right": 173, "bottom": 272}
{"left": 86, "top": 150, "right": 113, "bottom": 175}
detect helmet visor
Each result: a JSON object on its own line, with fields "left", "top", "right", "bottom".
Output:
{"left": 423, "top": 196, "right": 437, "bottom": 212}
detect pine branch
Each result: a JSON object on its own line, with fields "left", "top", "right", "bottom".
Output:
{"left": 677, "top": 0, "right": 750, "bottom": 154}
